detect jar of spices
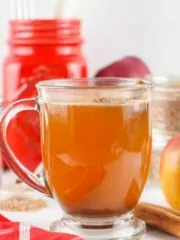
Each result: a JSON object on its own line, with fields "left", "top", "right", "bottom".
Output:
{"left": 149, "top": 76, "right": 180, "bottom": 183}
{"left": 3, "top": 19, "right": 88, "bottom": 171}
{"left": 152, "top": 76, "right": 180, "bottom": 140}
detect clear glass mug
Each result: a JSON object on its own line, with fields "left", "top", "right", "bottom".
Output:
{"left": 0, "top": 78, "right": 152, "bottom": 239}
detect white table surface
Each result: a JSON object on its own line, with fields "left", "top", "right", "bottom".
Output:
{"left": 1, "top": 171, "right": 178, "bottom": 240}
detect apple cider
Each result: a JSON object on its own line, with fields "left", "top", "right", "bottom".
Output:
{"left": 41, "top": 99, "right": 151, "bottom": 218}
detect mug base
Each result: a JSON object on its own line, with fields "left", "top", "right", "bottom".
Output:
{"left": 50, "top": 212, "right": 146, "bottom": 240}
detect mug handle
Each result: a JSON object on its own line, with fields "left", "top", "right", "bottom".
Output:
{"left": 0, "top": 98, "right": 49, "bottom": 195}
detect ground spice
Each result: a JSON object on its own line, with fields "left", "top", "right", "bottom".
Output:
{"left": 0, "top": 196, "right": 47, "bottom": 212}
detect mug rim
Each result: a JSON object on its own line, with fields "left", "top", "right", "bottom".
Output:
{"left": 36, "top": 78, "right": 152, "bottom": 90}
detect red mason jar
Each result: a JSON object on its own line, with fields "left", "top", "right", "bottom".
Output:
{"left": 3, "top": 19, "right": 88, "bottom": 171}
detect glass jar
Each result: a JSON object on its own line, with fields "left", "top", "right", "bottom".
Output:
{"left": 149, "top": 76, "right": 180, "bottom": 183}
{"left": 3, "top": 19, "right": 87, "bottom": 105}
{"left": 2, "top": 19, "right": 88, "bottom": 171}
{"left": 152, "top": 76, "right": 180, "bottom": 141}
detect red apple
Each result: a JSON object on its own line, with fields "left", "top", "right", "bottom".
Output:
{"left": 95, "top": 56, "right": 151, "bottom": 79}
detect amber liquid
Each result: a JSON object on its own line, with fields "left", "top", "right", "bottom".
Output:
{"left": 41, "top": 101, "right": 151, "bottom": 218}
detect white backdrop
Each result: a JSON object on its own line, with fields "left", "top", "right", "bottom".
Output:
{"left": 1, "top": 0, "right": 180, "bottom": 96}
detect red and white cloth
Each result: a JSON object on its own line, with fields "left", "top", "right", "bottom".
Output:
{"left": 0, "top": 215, "right": 82, "bottom": 240}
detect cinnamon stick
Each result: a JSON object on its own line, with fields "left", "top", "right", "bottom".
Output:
{"left": 135, "top": 203, "right": 180, "bottom": 237}
{"left": 139, "top": 202, "right": 180, "bottom": 217}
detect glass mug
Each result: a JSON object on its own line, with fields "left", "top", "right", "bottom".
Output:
{"left": 0, "top": 78, "right": 152, "bottom": 239}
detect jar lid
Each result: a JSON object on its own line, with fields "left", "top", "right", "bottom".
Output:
{"left": 8, "top": 19, "right": 83, "bottom": 45}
